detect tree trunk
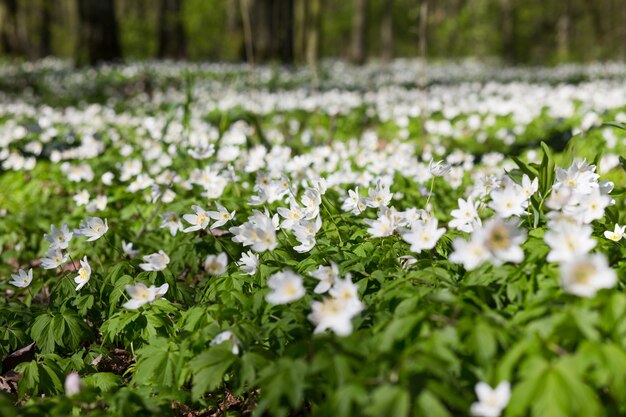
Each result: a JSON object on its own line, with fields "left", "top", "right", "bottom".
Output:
{"left": 0, "top": 0, "right": 26, "bottom": 56}
{"left": 294, "top": 0, "right": 306, "bottom": 63}
{"left": 306, "top": 0, "right": 321, "bottom": 85}
{"left": 76, "top": 0, "right": 121, "bottom": 65}
{"left": 556, "top": 0, "right": 570, "bottom": 61}
{"left": 275, "top": 0, "right": 293, "bottom": 63}
{"left": 158, "top": 0, "right": 186, "bottom": 59}
{"left": 40, "top": 0, "right": 52, "bottom": 57}
{"left": 380, "top": 0, "right": 393, "bottom": 62}
{"left": 500, "top": 0, "right": 514, "bottom": 63}
{"left": 351, "top": 0, "right": 367, "bottom": 64}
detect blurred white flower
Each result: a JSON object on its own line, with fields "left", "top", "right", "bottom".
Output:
{"left": 266, "top": 270, "right": 305, "bottom": 305}
{"left": 139, "top": 250, "right": 170, "bottom": 271}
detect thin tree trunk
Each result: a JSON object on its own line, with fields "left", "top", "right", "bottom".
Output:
{"left": 500, "top": 0, "right": 514, "bottom": 63}
{"left": 158, "top": 0, "right": 186, "bottom": 59}
{"left": 380, "top": 0, "right": 393, "bottom": 62}
{"left": 1, "top": 0, "right": 26, "bottom": 56}
{"left": 351, "top": 0, "right": 366, "bottom": 65}
{"left": 240, "top": 0, "right": 254, "bottom": 82}
{"left": 275, "top": 0, "right": 293, "bottom": 63}
{"left": 40, "top": 0, "right": 52, "bottom": 57}
{"left": 306, "top": 0, "right": 321, "bottom": 86}
{"left": 76, "top": 0, "right": 121, "bottom": 65}
{"left": 556, "top": 0, "right": 570, "bottom": 61}
{"left": 294, "top": 0, "right": 306, "bottom": 63}
{"left": 381, "top": 0, "right": 393, "bottom": 62}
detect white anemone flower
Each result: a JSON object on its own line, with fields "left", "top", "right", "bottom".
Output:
{"left": 10, "top": 268, "right": 33, "bottom": 288}
{"left": 560, "top": 254, "right": 617, "bottom": 297}
{"left": 139, "top": 250, "right": 170, "bottom": 271}
{"left": 204, "top": 253, "right": 228, "bottom": 275}
{"left": 470, "top": 381, "right": 511, "bottom": 417}
{"left": 266, "top": 270, "right": 305, "bottom": 305}
{"left": 74, "top": 217, "right": 108, "bottom": 241}
{"left": 73, "top": 256, "right": 91, "bottom": 291}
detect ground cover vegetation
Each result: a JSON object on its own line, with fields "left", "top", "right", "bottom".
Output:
{"left": 1, "top": 60, "right": 626, "bottom": 416}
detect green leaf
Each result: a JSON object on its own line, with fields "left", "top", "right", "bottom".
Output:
{"left": 15, "top": 360, "right": 39, "bottom": 398}
{"left": 132, "top": 338, "right": 184, "bottom": 388}
{"left": 83, "top": 372, "right": 123, "bottom": 392}
{"left": 190, "top": 344, "right": 236, "bottom": 399}
{"left": 415, "top": 390, "right": 452, "bottom": 417}
{"left": 364, "top": 385, "right": 410, "bottom": 417}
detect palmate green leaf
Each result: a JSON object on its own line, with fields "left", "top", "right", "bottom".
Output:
{"left": 363, "top": 385, "right": 410, "bottom": 417}
{"left": 234, "top": 351, "right": 270, "bottom": 396}
{"left": 577, "top": 342, "right": 626, "bottom": 404}
{"left": 190, "top": 344, "right": 237, "bottom": 400}
{"left": 331, "top": 384, "right": 368, "bottom": 417}
{"left": 132, "top": 338, "right": 185, "bottom": 389}
{"left": 29, "top": 310, "right": 91, "bottom": 354}
{"left": 507, "top": 355, "right": 601, "bottom": 417}
{"left": 56, "top": 310, "right": 92, "bottom": 351}
{"left": 83, "top": 372, "right": 123, "bottom": 392}
{"left": 29, "top": 313, "right": 57, "bottom": 354}
{"left": 415, "top": 390, "right": 452, "bottom": 417}
{"left": 253, "top": 358, "right": 307, "bottom": 417}
{"left": 15, "top": 360, "right": 39, "bottom": 398}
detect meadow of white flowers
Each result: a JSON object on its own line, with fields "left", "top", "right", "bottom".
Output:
{"left": 1, "top": 59, "right": 625, "bottom": 416}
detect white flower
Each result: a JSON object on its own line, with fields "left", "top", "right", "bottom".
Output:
{"left": 429, "top": 159, "right": 451, "bottom": 177}
{"left": 40, "top": 248, "right": 69, "bottom": 269}
{"left": 365, "top": 180, "right": 393, "bottom": 208}
{"left": 521, "top": 174, "right": 538, "bottom": 199}
{"left": 204, "top": 253, "right": 228, "bottom": 275}
{"left": 122, "top": 282, "right": 169, "bottom": 309}
{"left": 308, "top": 298, "right": 356, "bottom": 336}
{"left": 74, "top": 217, "right": 108, "bottom": 241}
{"left": 210, "top": 330, "right": 240, "bottom": 355}
{"left": 277, "top": 199, "right": 306, "bottom": 229}
{"left": 10, "top": 268, "right": 33, "bottom": 288}
{"left": 449, "top": 198, "right": 481, "bottom": 233}
{"left": 479, "top": 218, "right": 526, "bottom": 265}
{"left": 237, "top": 251, "right": 259, "bottom": 275}
{"left": 139, "top": 250, "right": 170, "bottom": 271}
{"left": 85, "top": 195, "right": 108, "bottom": 213}
{"left": 44, "top": 223, "right": 73, "bottom": 250}
{"left": 73, "top": 190, "right": 90, "bottom": 206}
{"left": 310, "top": 262, "right": 339, "bottom": 294}
{"left": 207, "top": 203, "right": 236, "bottom": 229}
{"left": 101, "top": 171, "right": 114, "bottom": 185}
{"left": 470, "top": 381, "right": 511, "bottom": 417}
{"left": 159, "top": 212, "right": 183, "bottom": 236}
{"left": 364, "top": 209, "right": 396, "bottom": 238}
{"left": 488, "top": 183, "right": 527, "bottom": 218}
{"left": 544, "top": 224, "right": 596, "bottom": 263}
{"left": 230, "top": 209, "right": 278, "bottom": 252}
{"left": 74, "top": 256, "right": 91, "bottom": 291}
{"left": 309, "top": 275, "right": 363, "bottom": 337}
{"left": 402, "top": 218, "right": 446, "bottom": 253}
{"left": 122, "top": 241, "right": 139, "bottom": 258}
{"left": 560, "top": 254, "right": 617, "bottom": 297}
{"left": 576, "top": 189, "right": 611, "bottom": 224}
{"left": 604, "top": 224, "right": 625, "bottom": 242}
{"left": 449, "top": 236, "right": 491, "bottom": 270}
{"left": 328, "top": 275, "right": 363, "bottom": 315}
{"left": 182, "top": 205, "right": 211, "bottom": 232}
{"left": 292, "top": 216, "right": 322, "bottom": 253}
{"left": 342, "top": 187, "right": 366, "bottom": 215}
{"left": 64, "top": 372, "right": 82, "bottom": 397}
{"left": 266, "top": 270, "right": 305, "bottom": 305}
{"left": 545, "top": 186, "right": 576, "bottom": 211}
